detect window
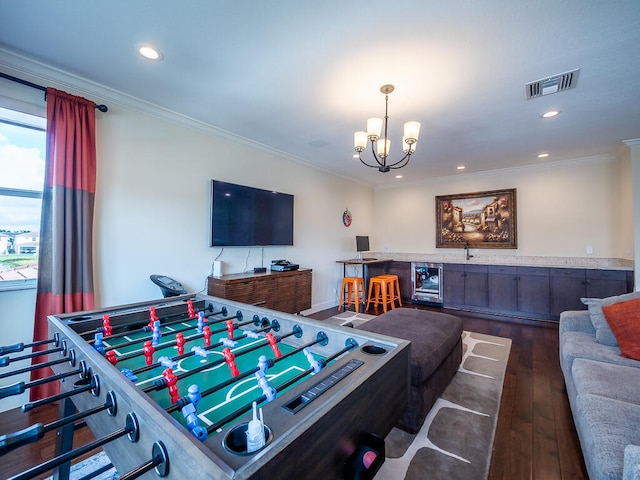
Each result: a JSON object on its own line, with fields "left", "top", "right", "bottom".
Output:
{"left": 0, "top": 107, "right": 46, "bottom": 290}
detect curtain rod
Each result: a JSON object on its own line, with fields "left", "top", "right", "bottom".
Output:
{"left": 0, "top": 72, "right": 108, "bottom": 112}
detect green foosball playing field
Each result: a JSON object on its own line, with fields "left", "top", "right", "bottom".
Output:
{"left": 98, "top": 311, "right": 330, "bottom": 439}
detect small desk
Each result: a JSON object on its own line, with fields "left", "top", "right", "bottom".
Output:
{"left": 336, "top": 259, "right": 389, "bottom": 311}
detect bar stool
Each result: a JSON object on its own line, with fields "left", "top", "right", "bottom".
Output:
{"left": 338, "top": 277, "right": 365, "bottom": 312}
{"left": 366, "top": 276, "right": 394, "bottom": 313}
{"left": 380, "top": 274, "right": 402, "bottom": 309}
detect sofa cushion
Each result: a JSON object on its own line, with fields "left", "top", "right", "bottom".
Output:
{"left": 356, "top": 308, "right": 463, "bottom": 385}
{"left": 582, "top": 291, "right": 640, "bottom": 347}
{"left": 560, "top": 331, "right": 640, "bottom": 399}
{"left": 573, "top": 358, "right": 640, "bottom": 404}
{"left": 575, "top": 394, "right": 640, "bottom": 480}
{"left": 602, "top": 298, "right": 640, "bottom": 361}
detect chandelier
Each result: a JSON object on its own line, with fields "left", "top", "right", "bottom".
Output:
{"left": 353, "top": 84, "right": 421, "bottom": 173}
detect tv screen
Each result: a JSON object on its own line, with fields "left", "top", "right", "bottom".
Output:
{"left": 356, "top": 236, "right": 370, "bottom": 252}
{"left": 210, "top": 180, "right": 294, "bottom": 247}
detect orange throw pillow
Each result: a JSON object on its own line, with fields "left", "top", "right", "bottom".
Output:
{"left": 602, "top": 298, "right": 640, "bottom": 361}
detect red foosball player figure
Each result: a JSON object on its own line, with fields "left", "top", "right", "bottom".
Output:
{"left": 175, "top": 332, "right": 186, "bottom": 355}
{"left": 102, "top": 314, "right": 113, "bottom": 338}
{"left": 222, "top": 347, "right": 239, "bottom": 377}
{"left": 106, "top": 350, "right": 117, "bottom": 366}
{"left": 187, "top": 299, "right": 195, "bottom": 318}
{"left": 148, "top": 306, "right": 158, "bottom": 330}
{"left": 162, "top": 368, "right": 180, "bottom": 404}
{"left": 202, "top": 326, "right": 212, "bottom": 347}
{"left": 226, "top": 320, "right": 235, "bottom": 339}
{"left": 266, "top": 332, "right": 282, "bottom": 358}
{"left": 143, "top": 340, "right": 155, "bottom": 366}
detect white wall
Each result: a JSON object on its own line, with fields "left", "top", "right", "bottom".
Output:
{"left": 372, "top": 155, "right": 633, "bottom": 260}
{"left": 0, "top": 287, "right": 37, "bottom": 411}
{"left": 94, "top": 104, "right": 374, "bottom": 310}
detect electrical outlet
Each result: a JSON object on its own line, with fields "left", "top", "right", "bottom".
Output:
{"left": 586, "top": 246, "right": 593, "bottom": 255}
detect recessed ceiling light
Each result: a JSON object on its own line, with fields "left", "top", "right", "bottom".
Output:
{"left": 352, "top": 154, "right": 359, "bottom": 159}
{"left": 395, "top": 175, "right": 403, "bottom": 179}
{"left": 537, "top": 153, "right": 549, "bottom": 158}
{"left": 456, "top": 165, "right": 465, "bottom": 170}
{"left": 138, "top": 45, "right": 164, "bottom": 61}
{"left": 541, "top": 110, "right": 560, "bottom": 118}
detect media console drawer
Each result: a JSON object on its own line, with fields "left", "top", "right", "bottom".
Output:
{"left": 207, "top": 269, "right": 312, "bottom": 314}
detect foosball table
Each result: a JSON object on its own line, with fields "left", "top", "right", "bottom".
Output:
{"left": 0, "top": 294, "right": 410, "bottom": 480}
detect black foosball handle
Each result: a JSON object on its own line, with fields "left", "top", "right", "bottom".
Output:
{"left": 0, "top": 382, "right": 25, "bottom": 400}
{"left": 0, "top": 423, "right": 44, "bottom": 456}
{"left": 0, "top": 343, "right": 24, "bottom": 356}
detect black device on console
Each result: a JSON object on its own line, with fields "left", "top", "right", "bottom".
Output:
{"left": 270, "top": 260, "right": 299, "bottom": 271}
{"left": 150, "top": 274, "right": 188, "bottom": 298}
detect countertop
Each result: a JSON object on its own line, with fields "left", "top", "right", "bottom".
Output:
{"left": 369, "top": 252, "right": 634, "bottom": 271}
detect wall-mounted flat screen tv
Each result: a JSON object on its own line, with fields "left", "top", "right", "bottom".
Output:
{"left": 210, "top": 180, "right": 294, "bottom": 247}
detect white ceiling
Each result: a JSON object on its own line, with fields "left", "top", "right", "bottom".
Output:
{"left": 1, "top": 0, "right": 640, "bottom": 186}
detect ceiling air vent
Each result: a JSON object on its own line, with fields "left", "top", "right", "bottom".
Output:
{"left": 526, "top": 69, "right": 580, "bottom": 99}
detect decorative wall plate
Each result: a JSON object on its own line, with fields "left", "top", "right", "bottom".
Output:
{"left": 342, "top": 208, "right": 352, "bottom": 227}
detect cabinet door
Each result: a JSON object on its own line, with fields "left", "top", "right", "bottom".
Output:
{"left": 464, "top": 264, "right": 489, "bottom": 307}
{"left": 488, "top": 265, "right": 518, "bottom": 311}
{"left": 388, "top": 261, "right": 412, "bottom": 302}
{"left": 586, "top": 269, "right": 628, "bottom": 298}
{"left": 443, "top": 264, "right": 465, "bottom": 305}
{"left": 550, "top": 268, "right": 586, "bottom": 316}
{"left": 517, "top": 267, "right": 550, "bottom": 316}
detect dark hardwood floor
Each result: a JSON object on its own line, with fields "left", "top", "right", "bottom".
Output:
{"left": 308, "top": 303, "right": 589, "bottom": 480}
{"left": 0, "top": 304, "right": 588, "bottom": 480}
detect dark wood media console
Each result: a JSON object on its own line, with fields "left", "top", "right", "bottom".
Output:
{"left": 43, "top": 294, "right": 409, "bottom": 480}
{"left": 207, "top": 269, "right": 312, "bottom": 313}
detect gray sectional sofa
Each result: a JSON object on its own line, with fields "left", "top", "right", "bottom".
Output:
{"left": 560, "top": 291, "right": 640, "bottom": 480}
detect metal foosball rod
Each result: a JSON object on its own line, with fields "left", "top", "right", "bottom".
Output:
{"left": 21, "top": 374, "right": 100, "bottom": 413}
{"left": 7, "top": 412, "right": 140, "bottom": 480}
{"left": 0, "top": 333, "right": 60, "bottom": 356}
{"left": 76, "top": 298, "right": 211, "bottom": 338}
{"left": 166, "top": 331, "right": 330, "bottom": 414}
{"left": 80, "top": 302, "right": 225, "bottom": 342}
{"left": 0, "top": 391, "right": 117, "bottom": 456}
{"left": 0, "top": 350, "right": 76, "bottom": 381}
{"left": 0, "top": 342, "right": 67, "bottom": 367}
{"left": 0, "top": 360, "right": 87, "bottom": 400}
{"left": 202, "top": 337, "right": 355, "bottom": 437}
{"left": 131, "top": 320, "right": 274, "bottom": 376}
{"left": 117, "top": 441, "right": 169, "bottom": 480}
{"left": 97, "top": 310, "right": 244, "bottom": 351}
{"left": 143, "top": 326, "right": 301, "bottom": 394}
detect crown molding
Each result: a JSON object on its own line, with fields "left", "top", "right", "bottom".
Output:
{"left": 0, "top": 48, "right": 367, "bottom": 188}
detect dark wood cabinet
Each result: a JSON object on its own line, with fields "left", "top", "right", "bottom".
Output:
{"left": 517, "top": 267, "right": 550, "bottom": 316}
{"left": 443, "top": 263, "right": 465, "bottom": 305}
{"left": 207, "top": 269, "right": 312, "bottom": 314}
{"left": 549, "top": 268, "right": 628, "bottom": 316}
{"left": 443, "top": 263, "right": 488, "bottom": 308}
{"left": 367, "top": 261, "right": 412, "bottom": 302}
{"left": 488, "top": 266, "right": 550, "bottom": 317}
{"left": 488, "top": 265, "right": 518, "bottom": 311}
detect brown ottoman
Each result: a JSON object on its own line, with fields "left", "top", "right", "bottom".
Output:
{"left": 356, "top": 308, "right": 463, "bottom": 434}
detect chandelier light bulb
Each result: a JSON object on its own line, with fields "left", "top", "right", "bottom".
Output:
{"left": 354, "top": 131, "right": 368, "bottom": 151}
{"left": 403, "top": 121, "right": 421, "bottom": 143}
{"left": 402, "top": 136, "right": 416, "bottom": 154}
{"left": 376, "top": 138, "right": 391, "bottom": 158}
{"left": 353, "top": 84, "right": 420, "bottom": 173}
{"left": 367, "top": 118, "right": 383, "bottom": 140}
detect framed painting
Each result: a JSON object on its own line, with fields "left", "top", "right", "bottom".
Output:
{"left": 436, "top": 188, "right": 517, "bottom": 249}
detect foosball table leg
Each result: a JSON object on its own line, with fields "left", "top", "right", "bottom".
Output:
{"left": 52, "top": 397, "right": 75, "bottom": 480}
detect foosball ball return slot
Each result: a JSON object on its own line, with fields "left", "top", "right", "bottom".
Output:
{"left": 344, "top": 432, "right": 385, "bottom": 480}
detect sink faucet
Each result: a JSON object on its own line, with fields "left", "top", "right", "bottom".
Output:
{"left": 465, "top": 242, "right": 474, "bottom": 261}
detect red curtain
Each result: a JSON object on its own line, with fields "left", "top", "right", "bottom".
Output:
{"left": 30, "top": 88, "right": 97, "bottom": 400}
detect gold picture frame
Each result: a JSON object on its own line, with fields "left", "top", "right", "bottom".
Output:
{"left": 436, "top": 188, "right": 517, "bottom": 249}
